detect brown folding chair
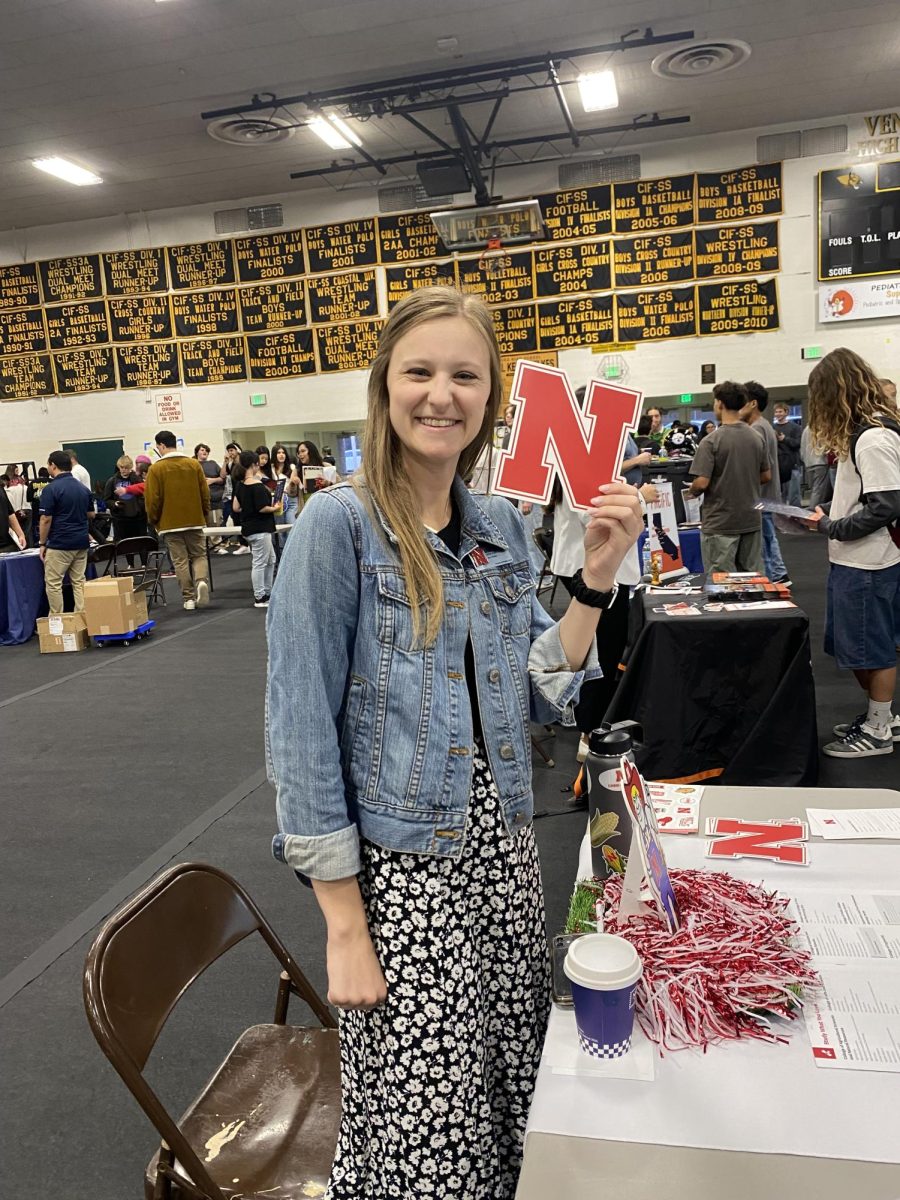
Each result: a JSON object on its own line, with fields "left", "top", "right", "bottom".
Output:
{"left": 87, "top": 541, "right": 118, "bottom": 576}
{"left": 114, "top": 536, "right": 168, "bottom": 609}
{"left": 83, "top": 861, "right": 340, "bottom": 1200}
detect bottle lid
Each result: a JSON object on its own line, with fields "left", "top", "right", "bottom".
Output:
{"left": 588, "top": 726, "right": 633, "bottom": 757}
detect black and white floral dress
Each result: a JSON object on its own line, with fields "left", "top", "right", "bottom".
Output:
{"left": 326, "top": 745, "right": 551, "bottom": 1199}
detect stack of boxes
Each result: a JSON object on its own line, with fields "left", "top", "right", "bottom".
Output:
{"left": 36, "top": 612, "right": 90, "bottom": 654}
{"left": 36, "top": 577, "right": 149, "bottom": 654}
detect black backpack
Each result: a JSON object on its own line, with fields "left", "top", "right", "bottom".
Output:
{"left": 848, "top": 417, "right": 900, "bottom": 550}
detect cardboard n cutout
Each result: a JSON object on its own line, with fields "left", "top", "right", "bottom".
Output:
{"left": 618, "top": 758, "right": 681, "bottom": 934}
{"left": 495, "top": 361, "right": 643, "bottom": 511}
{"left": 704, "top": 817, "right": 809, "bottom": 866}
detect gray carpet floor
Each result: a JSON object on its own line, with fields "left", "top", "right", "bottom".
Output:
{"left": 1, "top": 530, "right": 896, "bottom": 1198}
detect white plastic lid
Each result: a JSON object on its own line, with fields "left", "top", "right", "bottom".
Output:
{"left": 563, "top": 933, "right": 642, "bottom": 991}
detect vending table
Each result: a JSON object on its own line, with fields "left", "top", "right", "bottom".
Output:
{"left": 517, "top": 785, "right": 900, "bottom": 1200}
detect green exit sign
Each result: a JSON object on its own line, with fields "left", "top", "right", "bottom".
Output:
{"left": 250, "top": 392, "right": 267, "bottom": 407}
{"left": 802, "top": 346, "right": 823, "bottom": 361}
{"left": 679, "top": 393, "right": 692, "bottom": 405}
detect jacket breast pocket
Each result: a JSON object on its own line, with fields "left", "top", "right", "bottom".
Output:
{"left": 486, "top": 568, "right": 533, "bottom": 636}
{"left": 376, "top": 570, "right": 423, "bottom": 653}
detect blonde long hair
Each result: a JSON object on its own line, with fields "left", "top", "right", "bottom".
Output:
{"left": 357, "top": 286, "right": 502, "bottom": 646}
{"left": 807, "top": 347, "right": 894, "bottom": 459}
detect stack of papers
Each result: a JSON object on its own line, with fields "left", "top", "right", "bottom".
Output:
{"left": 806, "top": 808, "right": 900, "bottom": 839}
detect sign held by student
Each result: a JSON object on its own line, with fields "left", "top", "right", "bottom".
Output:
{"left": 494, "top": 360, "right": 642, "bottom": 511}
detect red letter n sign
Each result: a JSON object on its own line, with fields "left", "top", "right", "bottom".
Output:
{"left": 494, "top": 361, "right": 643, "bottom": 511}
{"left": 705, "top": 818, "right": 809, "bottom": 866}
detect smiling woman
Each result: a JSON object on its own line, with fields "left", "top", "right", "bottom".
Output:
{"left": 265, "top": 285, "right": 643, "bottom": 1199}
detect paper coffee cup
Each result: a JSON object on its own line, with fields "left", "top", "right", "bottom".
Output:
{"left": 564, "top": 933, "right": 642, "bottom": 1059}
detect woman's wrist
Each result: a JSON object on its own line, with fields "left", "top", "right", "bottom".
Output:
{"left": 580, "top": 567, "right": 616, "bottom": 593}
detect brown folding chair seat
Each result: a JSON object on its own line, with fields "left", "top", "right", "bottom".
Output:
{"left": 83, "top": 862, "right": 340, "bottom": 1200}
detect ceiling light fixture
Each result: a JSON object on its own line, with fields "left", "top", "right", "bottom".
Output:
{"left": 33, "top": 156, "right": 102, "bottom": 186}
{"left": 577, "top": 70, "right": 618, "bottom": 112}
{"left": 307, "top": 114, "right": 362, "bottom": 150}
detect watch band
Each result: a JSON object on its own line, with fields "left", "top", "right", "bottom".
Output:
{"left": 571, "top": 569, "right": 618, "bottom": 610}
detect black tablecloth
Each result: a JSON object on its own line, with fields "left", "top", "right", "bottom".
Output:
{"left": 605, "top": 589, "right": 819, "bottom": 785}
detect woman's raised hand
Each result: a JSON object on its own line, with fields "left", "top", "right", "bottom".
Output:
{"left": 581, "top": 482, "right": 644, "bottom": 591}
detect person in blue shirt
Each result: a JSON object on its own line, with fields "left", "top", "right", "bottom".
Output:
{"left": 38, "top": 450, "right": 93, "bottom": 613}
{"left": 267, "top": 286, "right": 643, "bottom": 1198}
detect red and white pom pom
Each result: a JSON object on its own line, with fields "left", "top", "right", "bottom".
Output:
{"left": 601, "top": 869, "right": 820, "bottom": 1054}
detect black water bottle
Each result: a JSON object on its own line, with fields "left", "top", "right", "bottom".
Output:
{"left": 584, "top": 723, "right": 639, "bottom": 880}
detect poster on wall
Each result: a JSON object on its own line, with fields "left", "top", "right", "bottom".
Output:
{"left": 534, "top": 241, "right": 611, "bottom": 296}
{"left": 180, "top": 336, "right": 247, "bottom": 385}
{"left": 385, "top": 260, "right": 456, "bottom": 309}
{"left": 0, "top": 307, "right": 47, "bottom": 356}
{"left": 304, "top": 218, "right": 378, "bottom": 274}
{"left": 238, "top": 279, "right": 307, "bottom": 332}
{"left": 536, "top": 295, "right": 614, "bottom": 349}
{"left": 172, "top": 288, "right": 239, "bottom": 338}
{"left": 167, "top": 241, "right": 236, "bottom": 290}
{"left": 45, "top": 300, "right": 110, "bottom": 350}
{"left": 0, "top": 353, "right": 54, "bottom": 400}
{"left": 536, "top": 186, "right": 613, "bottom": 240}
{"left": 0, "top": 262, "right": 42, "bottom": 310}
{"left": 615, "top": 286, "right": 696, "bottom": 342}
{"left": 247, "top": 329, "right": 316, "bottom": 379}
{"left": 102, "top": 248, "right": 168, "bottom": 296}
{"left": 694, "top": 222, "right": 779, "bottom": 278}
{"left": 307, "top": 270, "right": 378, "bottom": 324}
{"left": 315, "top": 320, "right": 382, "bottom": 373}
{"left": 695, "top": 163, "right": 783, "bottom": 224}
{"left": 612, "top": 231, "right": 694, "bottom": 288}
{"left": 233, "top": 230, "right": 305, "bottom": 283}
{"left": 155, "top": 392, "right": 183, "bottom": 423}
{"left": 38, "top": 255, "right": 104, "bottom": 303}
{"left": 613, "top": 174, "right": 695, "bottom": 233}
{"left": 491, "top": 304, "right": 538, "bottom": 355}
{"left": 53, "top": 347, "right": 117, "bottom": 395}
{"left": 108, "top": 294, "right": 173, "bottom": 342}
{"left": 818, "top": 160, "right": 900, "bottom": 280}
{"left": 456, "top": 251, "right": 536, "bottom": 305}
{"left": 376, "top": 211, "right": 448, "bottom": 263}
{"left": 116, "top": 342, "right": 180, "bottom": 389}
{"left": 819, "top": 277, "right": 900, "bottom": 323}
{"left": 697, "top": 278, "right": 779, "bottom": 335}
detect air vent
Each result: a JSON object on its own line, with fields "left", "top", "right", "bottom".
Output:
{"left": 801, "top": 124, "right": 847, "bottom": 156}
{"left": 757, "top": 131, "right": 802, "bottom": 162}
{"left": 378, "top": 182, "right": 453, "bottom": 212}
{"left": 214, "top": 205, "right": 284, "bottom": 235}
{"left": 559, "top": 154, "right": 641, "bottom": 188}
{"left": 651, "top": 39, "right": 751, "bottom": 79}
{"left": 206, "top": 115, "right": 296, "bottom": 146}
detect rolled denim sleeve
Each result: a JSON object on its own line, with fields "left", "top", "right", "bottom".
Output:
{"left": 528, "top": 601, "right": 601, "bottom": 726}
{"left": 266, "top": 490, "right": 362, "bottom": 881}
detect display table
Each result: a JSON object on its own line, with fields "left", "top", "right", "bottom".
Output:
{"left": 637, "top": 526, "right": 703, "bottom": 575}
{"left": 641, "top": 459, "right": 693, "bottom": 522}
{"left": 0, "top": 550, "right": 47, "bottom": 645}
{"left": 200, "top": 524, "right": 292, "bottom": 590}
{"left": 518, "top": 785, "right": 900, "bottom": 1200}
{"left": 605, "top": 588, "right": 818, "bottom": 785}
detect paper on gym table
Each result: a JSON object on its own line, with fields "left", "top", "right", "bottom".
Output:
{"left": 789, "top": 891, "right": 900, "bottom": 927}
{"left": 806, "top": 808, "right": 900, "bottom": 839}
{"left": 803, "top": 964, "right": 900, "bottom": 1073}
{"left": 647, "top": 782, "right": 702, "bottom": 834}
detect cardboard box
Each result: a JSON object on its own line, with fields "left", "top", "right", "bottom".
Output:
{"left": 83, "top": 576, "right": 145, "bottom": 636}
{"left": 37, "top": 612, "right": 90, "bottom": 654}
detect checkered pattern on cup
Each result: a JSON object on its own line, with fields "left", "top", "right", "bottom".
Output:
{"left": 579, "top": 1032, "right": 632, "bottom": 1059}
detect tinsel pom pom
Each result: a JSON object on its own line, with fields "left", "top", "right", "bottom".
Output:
{"left": 601, "top": 869, "right": 820, "bottom": 1054}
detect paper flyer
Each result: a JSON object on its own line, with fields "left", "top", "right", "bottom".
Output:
{"left": 806, "top": 808, "right": 900, "bottom": 840}
{"left": 803, "top": 964, "right": 900, "bottom": 1073}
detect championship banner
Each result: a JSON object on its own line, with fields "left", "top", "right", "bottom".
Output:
{"left": 645, "top": 481, "right": 686, "bottom": 579}
{"left": 494, "top": 361, "right": 642, "bottom": 511}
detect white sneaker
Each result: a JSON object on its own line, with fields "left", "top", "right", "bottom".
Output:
{"left": 233, "top": 545, "right": 250, "bottom": 555}
{"left": 214, "top": 546, "right": 229, "bottom": 555}
{"left": 183, "top": 599, "right": 196, "bottom": 611}
{"left": 195, "top": 579, "right": 209, "bottom": 608}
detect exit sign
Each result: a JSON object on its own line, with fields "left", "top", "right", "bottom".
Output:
{"left": 802, "top": 346, "right": 823, "bottom": 361}
{"left": 250, "top": 392, "right": 267, "bottom": 407}
{"left": 679, "top": 393, "right": 692, "bottom": 405}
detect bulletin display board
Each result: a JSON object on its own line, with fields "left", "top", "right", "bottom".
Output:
{"left": 0, "top": 164, "right": 784, "bottom": 400}
{"left": 817, "top": 159, "right": 900, "bottom": 280}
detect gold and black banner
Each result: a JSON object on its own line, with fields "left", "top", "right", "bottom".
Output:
{"left": 492, "top": 304, "right": 538, "bottom": 356}
{"left": 234, "top": 230, "right": 306, "bottom": 283}
{"left": 167, "top": 241, "right": 236, "bottom": 291}
{"left": 304, "top": 219, "right": 378, "bottom": 274}
{"left": 457, "top": 251, "right": 535, "bottom": 305}
{"left": 0, "top": 353, "right": 54, "bottom": 400}
{"left": 0, "top": 263, "right": 42, "bottom": 311}
{"left": 247, "top": 329, "right": 317, "bottom": 379}
{"left": 696, "top": 164, "right": 783, "bottom": 225}
{"left": 102, "top": 248, "right": 168, "bottom": 296}
{"left": 316, "top": 320, "right": 382, "bottom": 373}
{"left": 697, "top": 278, "right": 779, "bottom": 335}
{"left": 307, "top": 270, "right": 379, "bottom": 325}
{"left": 172, "top": 288, "right": 239, "bottom": 338}
{"left": 116, "top": 342, "right": 180, "bottom": 389}
{"left": 537, "top": 186, "right": 613, "bottom": 240}
{"left": 694, "top": 222, "right": 779, "bottom": 278}
{"left": 537, "top": 296, "right": 614, "bottom": 349}
{"left": 612, "top": 231, "right": 694, "bottom": 288}
{"left": 534, "top": 241, "right": 611, "bottom": 296}
{"left": 54, "top": 347, "right": 117, "bottom": 395}
{"left": 0, "top": 307, "right": 47, "bottom": 356}
{"left": 615, "top": 286, "right": 696, "bottom": 341}
{"left": 180, "top": 336, "right": 247, "bottom": 386}
{"left": 377, "top": 211, "right": 448, "bottom": 263}
{"left": 385, "top": 260, "right": 456, "bottom": 309}
{"left": 238, "top": 279, "right": 307, "bottom": 333}
{"left": 613, "top": 175, "right": 695, "bottom": 233}
{"left": 38, "top": 254, "right": 104, "bottom": 303}
{"left": 108, "top": 294, "right": 173, "bottom": 343}
{"left": 46, "top": 300, "right": 110, "bottom": 351}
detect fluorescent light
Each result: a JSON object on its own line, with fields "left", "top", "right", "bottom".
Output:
{"left": 577, "top": 70, "right": 618, "bottom": 113}
{"left": 33, "top": 156, "right": 102, "bottom": 186}
{"left": 307, "top": 114, "right": 361, "bottom": 150}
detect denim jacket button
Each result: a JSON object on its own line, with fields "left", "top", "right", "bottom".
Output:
{"left": 488, "top": 668, "right": 500, "bottom": 683}
{"left": 505, "top": 583, "right": 515, "bottom": 598}
{"left": 480, "top": 600, "right": 491, "bottom": 616}
{"left": 499, "top": 743, "right": 514, "bottom": 759}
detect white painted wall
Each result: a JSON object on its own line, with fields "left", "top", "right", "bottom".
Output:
{"left": 1, "top": 109, "right": 896, "bottom": 470}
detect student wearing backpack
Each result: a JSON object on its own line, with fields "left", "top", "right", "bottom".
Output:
{"left": 807, "top": 348, "right": 900, "bottom": 758}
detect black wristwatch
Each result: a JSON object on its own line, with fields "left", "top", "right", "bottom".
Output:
{"left": 571, "top": 569, "right": 619, "bottom": 610}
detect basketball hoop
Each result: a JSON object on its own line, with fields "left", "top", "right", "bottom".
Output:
{"left": 478, "top": 235, "right": 512, "bottom": 280}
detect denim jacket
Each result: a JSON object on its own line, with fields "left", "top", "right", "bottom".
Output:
{"left": 266, "top": 476, "right": 599, "bottom": 881}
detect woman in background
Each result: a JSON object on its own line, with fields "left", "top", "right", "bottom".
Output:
{"left": 232, "top": 450, "right": 281, "bottom": 607}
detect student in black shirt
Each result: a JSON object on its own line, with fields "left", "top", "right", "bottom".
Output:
{"left": 233, "top": 450, "right": 281, "bottom": 608}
